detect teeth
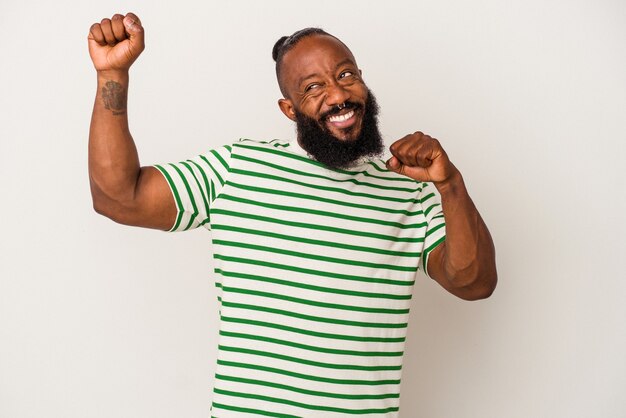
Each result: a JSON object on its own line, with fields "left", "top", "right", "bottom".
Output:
{"left": 328, "top": 110, "right": 354, "bottom": 123}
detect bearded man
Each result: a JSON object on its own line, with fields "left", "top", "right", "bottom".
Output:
{"left": 88, "top": 12, "right": 497, "bottom": 417}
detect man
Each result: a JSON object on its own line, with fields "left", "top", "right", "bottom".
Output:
{"left": 88, "top": 12, "right": 496, "bottom": 417}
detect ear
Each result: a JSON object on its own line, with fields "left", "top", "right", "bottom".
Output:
{"left": 278, "top": 98, "right": 297, "bottom": 121}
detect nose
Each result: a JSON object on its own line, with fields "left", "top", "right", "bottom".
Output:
{"left": 324, "top": 81, "right": 350, "bottom": 107}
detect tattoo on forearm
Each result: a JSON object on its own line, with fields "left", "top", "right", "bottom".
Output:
{"left": 101, "top": 80, "right": 127, "bottom": 115}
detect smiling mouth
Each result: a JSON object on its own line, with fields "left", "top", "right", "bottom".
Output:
{"left": 327, "top": 109, "right": 355, "bottom": 123}
{"left": 325, "top": 109, "right": 359, "bottom": 133}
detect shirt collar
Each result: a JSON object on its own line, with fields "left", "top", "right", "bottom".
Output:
{"left": 288, "top": 139, "right": 310, "bottom": 157}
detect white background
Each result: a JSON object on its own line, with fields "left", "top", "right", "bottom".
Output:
{"left": 1, "top": 1, "right": 625, "bottom": 417}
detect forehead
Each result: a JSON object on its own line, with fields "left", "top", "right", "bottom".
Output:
{"left": 280, "top": 35, "right": 358, "bottom": 89}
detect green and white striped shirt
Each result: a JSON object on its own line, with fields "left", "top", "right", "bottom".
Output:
{"left": 155, "top": 139, "right": 446, "bottom": 417}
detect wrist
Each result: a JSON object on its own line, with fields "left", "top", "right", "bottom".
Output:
{"left": 97, "top": 69, "right": 129, "bottom": 82}
{"left": 433, "top": 169, "right": 466, "bottom": 198}
{"left": 95, "top": 73, "right": 129, "bottom": 116}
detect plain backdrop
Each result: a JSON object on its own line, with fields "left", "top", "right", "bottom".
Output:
{"left": 1, "top": 1, "right": 625, "bottom": 417}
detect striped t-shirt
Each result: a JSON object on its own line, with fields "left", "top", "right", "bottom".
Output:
{"left": 154, "top": 139, "right": 446, "bottom": 418}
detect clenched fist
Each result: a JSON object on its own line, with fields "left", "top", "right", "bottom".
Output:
{"left": 386, "top": 131, "right": 460, "bottom": 185}
{"left": 88, "top": 13, "right": 145, "bottom": 72}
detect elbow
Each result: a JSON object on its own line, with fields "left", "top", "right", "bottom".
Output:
{"left": 92, "top": 195, "right": 119, "bottom": 222}
{"left": 92, "top": 195, "right": 107, "bottom": 217}
{"left": 90, "top": 186, "right": 129, "bottom": 225}
{"left": 90, "top": 183, "right": 113, "bottom": 219}
{"left": 459, "top": 270, "right": 498, "bottom": 301}
{"left": 92, "top": 198, "right": 134, "bottom": 226}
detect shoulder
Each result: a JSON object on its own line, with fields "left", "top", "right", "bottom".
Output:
{"left": 234, "top": 138, "right": 292, "bottom": 150}
{"left": 231, "top": 138, "right": 309, "bottom": 161}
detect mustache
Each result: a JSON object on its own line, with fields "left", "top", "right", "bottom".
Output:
{"left": 320, "top": 101, "right": 362, "bottom": 120}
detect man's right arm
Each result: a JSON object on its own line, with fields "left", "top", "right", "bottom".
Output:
{"left": 88, "top": 13, "right": 176, "bottom": 230}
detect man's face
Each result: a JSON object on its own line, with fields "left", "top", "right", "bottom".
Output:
{"left": 278, "top": 34, "right": 370, "bottom": 141}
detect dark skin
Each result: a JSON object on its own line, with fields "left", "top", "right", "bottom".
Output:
{"left": 277, "top": 35, "right": 497, "bottom": 301}
{"left": 88, "top": 15, "right": 496, "bottom": 300}
{"left": 88, "top": 13, "right": 176, "bottom": 230}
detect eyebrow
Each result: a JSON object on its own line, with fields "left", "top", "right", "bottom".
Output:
{"left": 296, "top": 58, "right": 357, "bottom": 89}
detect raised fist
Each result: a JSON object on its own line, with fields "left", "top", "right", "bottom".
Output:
{"left": 88, "top": 13, "right": 145, "bottom": 73}
{"left": 386, "top": 131, "right": 459, "bottom": 185}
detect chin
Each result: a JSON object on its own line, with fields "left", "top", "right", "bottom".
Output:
{"left": 326, "top": 125, "right": 362, "bottom": 142}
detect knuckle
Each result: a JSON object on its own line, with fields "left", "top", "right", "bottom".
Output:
{"left": 100, "top": 18, "right": 111, "bottom": 25}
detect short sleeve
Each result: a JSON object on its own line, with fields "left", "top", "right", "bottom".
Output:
{"left": 419, "top": 182, "right": 446, "bottom": 277}
{"left": 153, "top": 145, "right": 232, "bottom": 232}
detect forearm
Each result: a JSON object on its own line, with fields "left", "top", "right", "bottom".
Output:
{"left": 386, "top": 131, "right": 496, "bottom": 299}
{"left": 433, "top": 172, "right": 497, "bottom": 298}
{"left": 88, "top": 71, "right": 140, "bottom": 206}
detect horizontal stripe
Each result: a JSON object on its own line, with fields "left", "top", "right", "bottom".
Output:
{"left": 233, "top": 153, "right": 419, "bottom": 193}
{"left": 232, "top": 166, "right": 415, "bottom": 202}
{"left": 216, "top": 374, "right": 399, "bottom": 401}
{"left": 213, "top": 239, "right": 417, "bottom": 272}
{"left": 217, "top": 359, "right": 401, "bottom": 385}
{"left": 157, "top": 139, "right": 446, "bottom": 417}
{"left": 221, "top": 330, "right": 404, "bottom": 356}
{"left": 215, "top": 268, "right": 412, "bottom": 300}
{"left": 219, "top": 345, "right": 402, "bottom": 371}
{"left": 234, "top": 141, "right": 416, "bottom": 183}
{"left": 211, "top": 402, "right": 299, "bottom": 418}
{"left": 222, "top": 302, "right": 407, "bottom": 329}
{"left": 214, "top": 387, "right": 399, "bottom": 414}
{"left": 212, "top": 207, "right": 425, "bottom": 243}
{"left": 221, "top": 285, "right": 410, "bottom": 314}
{"left": 226, "top": 180, "right": 421, "bottom": 216}
{"left": 222, "top": 187, "right": 425, "bottom": 229}
{"left": 221, "top": 316, "right": 406, "bottom": 343}
{"left": 214, "top": 255, "right": 415, "bottom": 286}
{"left": 211, "top": 224, "right": 421, "bottom": 258}
{"left": 366, "top": 160, "right": 394, "bottom": 174}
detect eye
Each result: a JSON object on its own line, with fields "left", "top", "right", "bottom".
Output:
{"left": 339, "top": 70, "right": 354, "bottom": 79}
{"left": 305, "top": 83, "right": 321, "bottom": 92}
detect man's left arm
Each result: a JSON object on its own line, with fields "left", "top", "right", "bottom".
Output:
{"left": 386, "top": 132, "right": 497, "bottom": 300}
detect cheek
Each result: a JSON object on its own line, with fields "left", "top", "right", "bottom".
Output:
{"left": 352, "top": 84, "right": 369, "bottom": 103}
{"left": 298, "top": 97, "right": 325, "bottom": 119}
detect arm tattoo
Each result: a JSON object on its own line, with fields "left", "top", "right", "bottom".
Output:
{"left": 101, "top": 80, "right": 127, "bottom": 115}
